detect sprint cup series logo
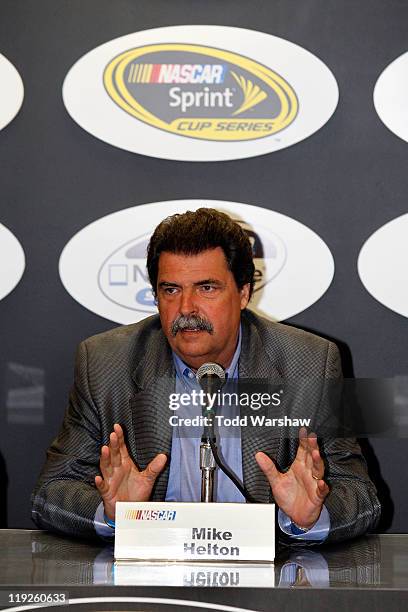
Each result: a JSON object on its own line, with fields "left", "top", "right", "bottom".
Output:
{"left": 62, "top": 26, "right": 339, "bottom": 160}
{"left": 103, "top": 44, "right": 298, "bottom": 141}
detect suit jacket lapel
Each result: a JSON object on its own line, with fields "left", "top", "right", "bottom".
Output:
{"left": 130, "top": 324, "right": 174, "bottom": 501}
{"left": 239, "top": 311, "right": 283, "bottom": 503}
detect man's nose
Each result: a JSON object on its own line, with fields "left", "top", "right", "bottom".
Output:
{"left": 179, "top": 289, "right": 198, "bottom": 315}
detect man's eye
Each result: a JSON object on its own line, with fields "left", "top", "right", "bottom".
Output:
{"left": 200, "top": 285, "right": 215, "bottom": 292}
{"left": 164, "top": 287, "right": 178, "bottom": 295}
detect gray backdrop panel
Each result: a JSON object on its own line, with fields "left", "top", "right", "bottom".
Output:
{"left": 0, "top": 0, "right": 406, "bottom": 531}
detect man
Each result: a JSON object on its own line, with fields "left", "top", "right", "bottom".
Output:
{"left": 32, "top": 208, "right": 380, "bottom": 542}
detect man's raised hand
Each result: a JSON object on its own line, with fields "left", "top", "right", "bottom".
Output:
{"left": 255, "top": 427, "right": 329, "bottom": 529}
{"left": 95, "top": 423, "right": 167, "bottom": 521}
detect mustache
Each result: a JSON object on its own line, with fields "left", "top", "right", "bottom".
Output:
{"left": 171, "top": 314, "right": 214, "bottom": 336}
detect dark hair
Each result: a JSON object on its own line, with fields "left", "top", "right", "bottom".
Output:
{"left": 147, "top": 208, "right": 255, "bottom": 298}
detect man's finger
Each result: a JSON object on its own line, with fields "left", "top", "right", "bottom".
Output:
{"left": 113, "top": 423, "right": 123, "bottom": 436}
{"left": 316, "top": 479, "right": 329, "bottom": 500}
{"left": 143, "top": 453, "right": 168, "bottom": 483}
{"left": 114, "top": 423, "right": 130, "bottom": 461}
{"left": 109, "top": 431, "right": 122, "bottom": 468}
{"left": 299, "top": 430, "right": 319, "bottom": 469}
{"left": 307, "top": 432, "right": 318, "bottom": 450}
{"left": 296, "top": 427, "right": 309, "bottom": 460}
{"left": 306, "top": 432, "right": 320, "bottom": 460}
{"left": 311, "top": 448, "right": 325, "bottom": 480}
{"left": 255, "top": 452, "right": 280, "bottom": 487}
{"left": 99, "top": 445, "right": 113, "bottom": 479}
{"left": 95, "top": 474, "right": 108, "bottom": 495}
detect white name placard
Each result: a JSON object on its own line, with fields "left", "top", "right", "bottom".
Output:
{"left": 114, "top": 562, "right": 275, "bottom": 587}
{"left": 114, "top": 502, "right": 275, "bottom": 562}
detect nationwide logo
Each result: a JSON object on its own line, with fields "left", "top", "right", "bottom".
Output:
{"left": 125, "top": 509, "right": 177, "bottom": 521}
{"left": 59, "top": 200, "right": 334, "bottom": 323}
{"left": 97, "top": 219, "right": 286, "bottom": 314}
{"left": 59, "top": 200, "right": 334, "bottom": 324}
{"left": 103, "top": 43, "right": 298, "bottom": 141}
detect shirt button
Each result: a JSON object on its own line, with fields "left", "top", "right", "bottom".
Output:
{"left": 188, "top": 372, "right": 194, "bottom": 379}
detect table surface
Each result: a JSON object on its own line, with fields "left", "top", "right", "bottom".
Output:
{"left": 1, "top": 530, "right": 408, "bottom": 611}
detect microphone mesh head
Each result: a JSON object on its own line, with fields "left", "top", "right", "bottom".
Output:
{"left": 196, "top": 362, "right": 226, "bottom": 381}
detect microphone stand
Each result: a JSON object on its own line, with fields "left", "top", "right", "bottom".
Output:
{"left": 197, "top": 363, "right": 225, "bottom": 503}
{"left": 196, "top": 364, "right": 258, "bottom": 505}
{"left": 200, "top": 438, "right": 216, "bottom": 502}
{"left": 200, "top": 410, "right": 217, "bottom": 502}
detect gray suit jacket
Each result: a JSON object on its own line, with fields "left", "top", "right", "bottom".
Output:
{"left": 31, "top": 310, "right": 380, "bottom": 542}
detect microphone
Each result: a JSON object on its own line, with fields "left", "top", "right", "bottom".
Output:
{"left": 196, "top": 362, "right": 226, "bottom": 433}
{"left": 196, "top": 362, "right": 226, "bottom": 384}
{"left": 196, "top": 362, "right": 257, "bottom": 504}
{"left": 196, "top": 363, "right": 225, "bottom": 502}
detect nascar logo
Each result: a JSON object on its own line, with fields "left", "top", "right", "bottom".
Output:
{"left": 125, "top": 509, "right": 177, "bottom": 521}
{"left": 104, "top": 43, "right": 298, "bottom": 141}
{"left": 128, "top": 63, "right": 225, "bottom": 84}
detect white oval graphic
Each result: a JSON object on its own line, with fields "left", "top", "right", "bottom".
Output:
{"left": 358, "top": 214, "right": 408, "bottom": 318}
{"left": 4, "top": 596, "right": 257, "bottom": 612}
{"left": 0, "top": 54, "right": 24, "bottom": 131}
{"left": 374, "top": 51, "right": 408, "bottom": 143}
{"left": 59, "top": 200, "right": 334, "bottom": 324}
{"left": 0, "top": 223, "right": 25, "bottom": 300}
{"left": 62, "top": 25, "right": 338, "bottom": 161}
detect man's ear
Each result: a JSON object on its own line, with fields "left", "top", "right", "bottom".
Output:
{"left": 239, "top": 283, "right": 251, "bottom": 309}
